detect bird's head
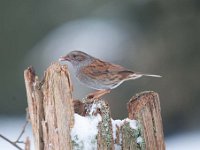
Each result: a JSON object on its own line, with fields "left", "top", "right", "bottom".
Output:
{"left": 59, "top": 50, "right": 93, "bottom": 66}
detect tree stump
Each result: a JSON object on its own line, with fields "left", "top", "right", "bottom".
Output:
{"left": 24, "top": 63, "right": 165, "bottom": 150}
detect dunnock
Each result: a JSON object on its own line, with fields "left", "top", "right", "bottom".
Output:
{"left": 59, "top": 51, "right": 161, "bottom": 99}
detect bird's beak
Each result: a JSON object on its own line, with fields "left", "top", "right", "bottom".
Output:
{"left": 59, "top": 55, "right": 69, "bottom": 61}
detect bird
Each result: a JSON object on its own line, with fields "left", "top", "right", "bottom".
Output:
{"left": 59, "top": 50, "right": 161, "bottom": 100}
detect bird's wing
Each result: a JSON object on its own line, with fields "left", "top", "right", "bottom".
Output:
{"left": 81, "top": 59, "right": 134, "bottom": 80}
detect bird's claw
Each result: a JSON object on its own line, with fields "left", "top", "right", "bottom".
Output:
{"left": 86, "top": 89, "right": 111, "bottom": 101}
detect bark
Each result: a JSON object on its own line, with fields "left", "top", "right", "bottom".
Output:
{"left": 24, "top": 63, "right": 74, "bottom": 150}
{"left": 127, "top": 91, "right": 165, "bottom": 150}
{"left": 24, "top": 63, "right": 165, "bottom": 150}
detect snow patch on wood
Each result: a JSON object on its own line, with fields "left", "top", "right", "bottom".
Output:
{"left": 112, "top": 118, "right": 142, "bottom": 149}
{"left": 71, "top": 113, "right": 102, "bottom": 150}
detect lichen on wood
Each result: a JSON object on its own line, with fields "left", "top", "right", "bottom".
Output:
{"left": 24, "top": 63, "right": 165, "bottom": 150}
{"left": 97, "top": 101, "right": 114, "bottom": 150}
{"left": 73, "top": 99, "right": 114, "bottom": 150}
{"left": 121, "top": 121, "right": 140, "bottom": 150}
{"left": 128, "top": 91, "right": 165, "bottom": 150}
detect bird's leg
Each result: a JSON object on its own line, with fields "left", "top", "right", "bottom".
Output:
{"left": 87, "top": 89, "right": 111, "bottom": 100}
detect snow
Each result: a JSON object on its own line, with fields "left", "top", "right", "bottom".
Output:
{"left": 1, "top": 117, "right": 200, "bottom": 150}
{"left": 89, "top": 102, "right": 102, "bottom": 116}
{"left": 114, "top": 144, "right": 121, "bottom": 150}
{"left": 137, "top": 136, "right": 143, "bottom": 144}
{"left": 112, "top": 119, "right": 123, "bottom": 141}
{"left": 0, "top": 117, "right": 34, "bottom": 150}
{"left": 166, "top": 131, "right": 200, "bottom": 150}
{"left": 112, "top": 118, "right": 139, "bottom": 149}
{"left": 125, "top": 118, "right": 138, "bottom": 130}
{"left": 71, "top": 106, "right": 139, "bottom": 150}
{"left": 111, "top": 118, "right": 138, "bottom": 140}
{"left": 70, "top": 113, "right": 102, "bottom": 150}
{"left": 112, "top": 119, "right": 123, "bottom": 149}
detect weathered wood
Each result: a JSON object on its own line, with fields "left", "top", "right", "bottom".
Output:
{"left": 24, "top": 63, "right": 165, "bottom": 150}
{"left": 97, "top": 101, "right": 114, "bottom": 150}
{"left": 24, "top": 67, "right": 44, "bottom": 150}
{"left": 127, "top": 91, "right": 165, "bottom": 150}
{"left": 121, "top": 121, "right": 139, "bottom": 150}
{"left": 73, "top": 100, "right": 114, "bottom": 150}
{"left": 24, "top": 63, "right": 74, "bottom": 150}
{"left": 25, "top": 137, "right": 31, "bottom": 150}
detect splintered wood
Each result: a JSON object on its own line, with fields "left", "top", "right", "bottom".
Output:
{"left": 24, "top": 63, "right": 74, "bottom": 150}
{"left": 127, "top": 92, "right": 165, "bottom": 150}
{"left": 24, "top": 63, "right": 165, "bottom": 150}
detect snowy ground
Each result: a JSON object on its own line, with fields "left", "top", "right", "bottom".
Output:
{"left": 0, "top": 117, "right": 200, "bottom": 150}
{"left": 165, "top": 131, "right": 200, "bottom": 150}
{"left": 0, "top": 117, "right": 34, "bottom": 150}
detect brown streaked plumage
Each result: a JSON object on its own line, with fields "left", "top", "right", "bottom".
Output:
{"left": 59, "top": 50, "right": 161, "bottom": 99}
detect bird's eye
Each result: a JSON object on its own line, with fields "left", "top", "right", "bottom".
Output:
{"left": 71, "top": 54, "right": 84, "bottom": 61}
{"left": 72, "top": 54, "right": 77, "bottom": 58}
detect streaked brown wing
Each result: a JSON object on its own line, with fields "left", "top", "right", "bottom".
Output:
{"left": 81, "top": 59, "right": 134, "bottom": 80}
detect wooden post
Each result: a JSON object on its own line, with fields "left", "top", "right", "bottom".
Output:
{"left": 24, "top": 63, "right": 74, "bottom": 150}
{"left": 126, "top": 91, "right": 165, "bottom": 150}
{"left": 24, "top": 63, "right": 165, "bottom": 150}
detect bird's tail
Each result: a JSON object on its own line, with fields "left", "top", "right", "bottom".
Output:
{"left": 128, "top": 72, "right": 162, "bottom": 80}
{"left": 141, "top": 74, "right": 162, "bottom": 78}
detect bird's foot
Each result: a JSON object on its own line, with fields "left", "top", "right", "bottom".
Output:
{"left": 86, "top": 90, "right": 111, "bottom": 101}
